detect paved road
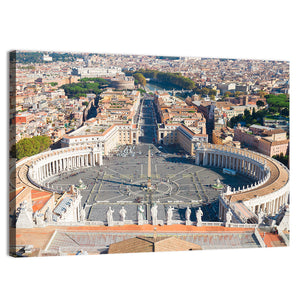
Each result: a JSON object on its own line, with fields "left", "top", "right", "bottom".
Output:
{"left": 138, "top": 98, "right": 157, "bottom": 143}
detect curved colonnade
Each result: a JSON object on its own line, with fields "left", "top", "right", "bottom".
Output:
{"left": 195, "top": 143, "right": 290, "bottom": 222}
{"left": 26, "top": 146, "right": 103, "bottom": 191}
{"left": 15, "top": 142, "right": 289, "bottom": 226}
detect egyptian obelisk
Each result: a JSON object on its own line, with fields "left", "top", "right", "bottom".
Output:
{"left": 147, "top": 145, "right": 152, "bottom": 189}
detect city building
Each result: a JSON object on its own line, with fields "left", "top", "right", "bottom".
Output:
{"left": 61, "top": 123, "right": 140, "bottom": 155}
{"left": 234, "top": 124, "right": 289, "bottom": 157}
{"left": 71, "top": 66, "right": 123, "bottom": 78}
{"left": 212, "top": 127, "right": 241, "bottom": 148}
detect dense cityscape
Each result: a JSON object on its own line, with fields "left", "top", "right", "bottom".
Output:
{"left": 9, "top": 51, "right": 290, "bottom": 256}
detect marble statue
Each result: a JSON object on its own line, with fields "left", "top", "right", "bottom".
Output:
{"left": 119, "top": 206, "right": 127, "bottom": 222}
{"left": 196, "top": 207, "right": 203, "bottom": 225}
{"left": 225, "top": 185, "right": 231, "bottom": 194}
{"left": 151, "top": 203, "right": 158, "bottom": 225}
{"left": 107, "top": 207, "right": 114, "bottom": 226}
{"left": 137, "top": 205, "right": 145, "bottom": 223}
{"left": 167, "top": 206, "right": 174, "bottom": 223}
{"left": 258, "top": 209, "right": 265, "bottom": 225}
{"left": 185, "top": 206, "right": 191, "bottom": 221}
{"left": 226, "top": 208, "right": 233, "bottom": 225}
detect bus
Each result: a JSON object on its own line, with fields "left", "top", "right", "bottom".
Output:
{"left": 223, "top": 168, "right": 236, "bottom": 176}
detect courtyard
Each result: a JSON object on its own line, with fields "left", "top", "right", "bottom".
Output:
{"left": 45, "top": 143, "right": 254, "bottom": 223}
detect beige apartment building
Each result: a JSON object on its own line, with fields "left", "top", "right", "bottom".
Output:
{"left": 234, "top": 124, "right": 289, "bottom": 157}
{"left": 157, "top": 123, "right": 208, "bottom": 155}
{"left": 61, "top": 121, "right": 140, "bottom": 155}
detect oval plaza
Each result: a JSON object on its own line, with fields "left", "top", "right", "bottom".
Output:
{"left": 17, "top": 138, "right": 289, "bottom": 228}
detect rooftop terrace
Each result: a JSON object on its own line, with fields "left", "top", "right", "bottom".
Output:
{"left": 68, "top": 124, "right": 111, "bottom": 136}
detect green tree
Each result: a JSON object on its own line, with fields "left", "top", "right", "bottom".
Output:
{"left": 16, "top": 138, "right": 35, "bottom": 159}
{"left": 265, "top": 94, "right": 289, "bottom": 111}
{"left": 208, "top": 89, "right": 217, "bottom": 96}
{"left": 61, "top": 78, "right": 108, "bottom": 98}
{"left": 135, "top": 69, "right": 196, "bottom": 90}
{"left": 244, "top": 109, "right": 251, "bottom": 118}
{"left": 256, "top": 100, "right": 265, "bottom": 108}
{"left": 15, "top": 136, "right": 52, "bottom": 160}
{"left": 269, "top": 107, "right": 278, "bottom": 114}
{"left": 200, "top": 88, "right": 209, "bottom": 97}
{"left": 234, "top": 91, "right": 244, "bottom": 97}
{"left": 133, "top": 73, "right": 146, "bottom": 87}
{"left": 272, "top": 153, "right": 289, "bottom": 168}
{"left": 224, "top": 91, "right": 232, "bottom": 98}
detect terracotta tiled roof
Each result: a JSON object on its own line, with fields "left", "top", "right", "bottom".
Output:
{"left": 11, "top": 227, "right": 55, "bottom": 250}
{"left": 259, "top": 232, "right": 286, "bottom": 247}
{"left": 108, "top": 236, "right": 202, "bottom": 254}
{"left": 263, "top": 129, "right": 286, "bottom": 135}
{"left": 31, "top": 190, "right": 52, "bottom": 212}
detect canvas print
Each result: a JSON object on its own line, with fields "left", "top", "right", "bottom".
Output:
{"left": 9, "top": 51, "right": 290, "bottom": 257}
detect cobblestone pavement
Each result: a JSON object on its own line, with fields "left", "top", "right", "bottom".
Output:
{"left": 46, "top": 143, "right": 254, "bottom": 223}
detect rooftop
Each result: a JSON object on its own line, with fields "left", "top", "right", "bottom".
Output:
{"left": 12, "top": 224, "right": 270, "bottom": 255}
{"left": 31, "top": 189, "right": 53, "bottom": 212}
{"left": 68, "top": 124, "right": 111, "bottom": 137}
{"left": 108, "top": 235, "right": 202, "bottom": 253}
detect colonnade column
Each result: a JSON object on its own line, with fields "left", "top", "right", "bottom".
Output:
{"left": 195, "top": 152, "right": 200, "bottom": 165}
{"left": 203, "top": 152, "right": 207, "bottom": 166}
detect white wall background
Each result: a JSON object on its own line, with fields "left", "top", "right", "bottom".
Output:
{"left": 1, "top": 1, "right": 299, "bottom": 299}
